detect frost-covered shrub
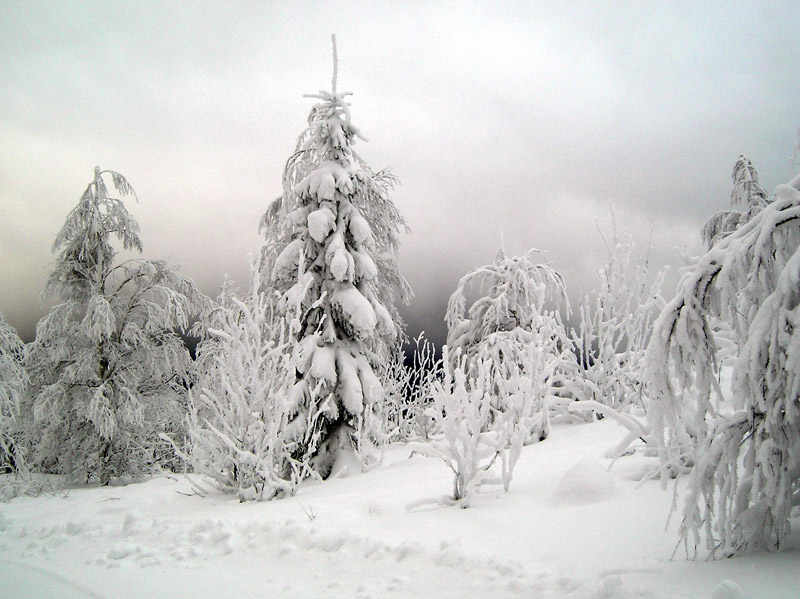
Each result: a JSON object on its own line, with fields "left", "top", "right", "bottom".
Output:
{"left": 23, "top": 167, "right": 209, "bottom": 484}
{"left": 413, "top": 247, "right": 575, "bottom": 509}
{"left": 646, "top": 171, "right": 800, "bottom": 556}
{"left": 182, "top": 265, "right": 306, "bottom": 501}
{"left": 0, "top": 312, "right": 59, "bottom": 501}
{"left": 381, "top": 334, "right": 440, "bottom": 442}
{"left": 571, "top": 220, "right": 665, "bottom": 412}
{"left": 410, "top": 340, "right": 555, "bottom": 508}
{"left": 482, "top": 329, "right": 558, "bottom": 454}
{"left": 260, "top": 45, "right": 410, "bottom": 477}
{"left": 445, "top": 248, "right": 572, "bottom": 429}
{"left": 410, "top": 348, "right": 501, "bottom": 508}
{"left": 0, "top": 311, "right": 28, "bottom": 474}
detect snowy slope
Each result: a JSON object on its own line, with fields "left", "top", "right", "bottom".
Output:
{"left": 1, "top": 419, "right": 798, "bottom": 599}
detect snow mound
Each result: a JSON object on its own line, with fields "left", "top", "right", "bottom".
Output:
{"left": 711, "top": 580, "right": 748, "bottom": 599}
{"left": 328, "top": 441, "right": 363, "bottom": 479}
{"left": 121, "top": 510, "right": 147, "bottom": 536}
{"left": 553, "top": 458, "right": 617, "bottom": 505}
{"left": 0, "top": 512, "right": 9, "bottom": 532}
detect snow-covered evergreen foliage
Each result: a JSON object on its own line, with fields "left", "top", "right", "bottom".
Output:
{"left": 260, "top": 43, "right": 410, "bottom": 477}
{"left": 571, "top": 220, "right": 665, "bottom": 412}
{"left": 646, "top": 173, "right": 800, "bottom": 555}
{"left": 182, "top": 264, "right": 307, "bottom": 501}
{"left": 702, "top": 155, "right": 769, "bottom": 249}
{"left": 0, "top": 311, "right": 28, "bottom": 474}
{"left": 445, "top": 249, "right": 571, "bottom": 433}
{"left": 23, "top": 167, "right": 208, "bottom": 484}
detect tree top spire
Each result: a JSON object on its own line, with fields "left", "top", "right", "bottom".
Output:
{"left": 331, "top": 34, "right": 338, "bottom": 95}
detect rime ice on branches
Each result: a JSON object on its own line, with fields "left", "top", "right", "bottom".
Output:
{"left": 23, "top": 167, "right": 208, "bottom": 484}
{"left": 445, "top": 248, "right": 571, "bottom": 442}
{"left": 647, "top": 167, "right": 800, "bottom": 556}
{"left": 702, "top": 155, "right": 770, "bottom": 249}
{"left": 185, "top": 263, "right": 306, "bottom": 501}
{"left": 0, "top": 311, "right": 28, "bottom": 479}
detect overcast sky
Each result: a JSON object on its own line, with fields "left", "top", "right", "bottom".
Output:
{"left": 1, "top": 1, "right": 799, "bottom": 346}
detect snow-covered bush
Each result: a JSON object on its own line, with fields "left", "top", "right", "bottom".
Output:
{"left": 571, "top": 220, "right": 666, "bottom": 412}
{"left": 646, "top": 171, "right": 800, "bottom": 556}
{"left": 181, "top": 265, "right": 306, "bottom": 501}
{"left": 381, "top": 334, "right": 440, "bottom": 442}
{"left": 410, "top": 348, "right": 501, "bottom": 508}
{"left": 1, "top": 312, "right": 58, "bottom": 501}
{"left": 260, "top": 43, "right": 410, "bottom": 477}
{"left": 23, "top": 167, "right": 208, "bottom": 484}
{"left": 408, "top": 251, "right": 572, "bottom": 508}
{"left": 483, "top": 333, "right": 559, "bottom": 486}
{"left": 445, "top": 248, "right": 571, "bottom": 430}
{"left": 410, "top": 337, "right": 558, "bottom": 508}
{"left": 702, "top": 155, "right": 769, "bottom": 249}
{"left": 0, "top": 311, "right": 28, "bottom": 474}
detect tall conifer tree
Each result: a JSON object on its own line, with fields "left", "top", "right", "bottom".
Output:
{"left": 263, "top": 37, "right": 410, "bottom": 476}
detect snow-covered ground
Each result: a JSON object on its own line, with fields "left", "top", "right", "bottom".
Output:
{"left": 1, "top": 419, "right": 798, "bottom": 598}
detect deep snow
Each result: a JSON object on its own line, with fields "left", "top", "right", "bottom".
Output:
{"left": 1, "top": 419, "right": 798, "bottom": 598}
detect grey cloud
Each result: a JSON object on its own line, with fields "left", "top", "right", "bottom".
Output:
{"left": 1, "top": 1, "right": 798, "bottom": 346}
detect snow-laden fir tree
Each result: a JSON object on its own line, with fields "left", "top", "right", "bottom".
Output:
{"left": 183, "top": 263, "right": 309, "bottom": 501}
{"left": 571, "top": 219, "right": 666, "bottom": 412}
{"left": 23, "top": 167, "right": 208, "bottom": 484}
{"left": 0, "top": 311, "right": 28, "bottom": 475}
{"left": 645, "top": 167, "right": 800, "bottom": 556}
{"left": 445, "top": 248, "right": 571, "bottom": 439}
{"left": 702, "top": 155, "right": 770, "bottom": 249}
{"left": 262, "top": 39, "right": 410, "bottom": 477}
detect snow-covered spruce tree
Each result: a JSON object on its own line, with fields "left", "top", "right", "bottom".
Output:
{"left": 0, "top": 311, "right": 28, "bottom": 475}
{"left": 571, "top": 220, "right": 666, "bottom": 412}
{"left": 645, "top": 172, "right": 800, "bottom": 555}
{"left": 183, "top": 264, "right": 308, "bottom": 501}
{"left": 702, "top": 155, "right": 769, "bottom": 249}
{"left": 445, "top": 248, "right": 571, "bottom": 438}
{"left": 23, "top": 167, "right": 208, "bottom": 484}
{"left": 261, "top": 40, "right": 410, "bottom": 478}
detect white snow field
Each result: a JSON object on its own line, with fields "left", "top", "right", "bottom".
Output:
{"left": 1, "top": 419, "right": 798, "bottom": 599}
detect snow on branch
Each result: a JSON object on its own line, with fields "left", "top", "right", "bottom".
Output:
{"left": 702, "top": 155, "right": 769, "bottom": 249}
{"left": 647, "top": 176, "right": 800, "bottom": 556}
{"left": 22, "top": 167, "right": 209, "bottom": 485}
{"left": 570, "top": 217, "right": 666, "bottom": 413}
{"left": 258, "top": 58, "right": 410, "bottom": 479}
